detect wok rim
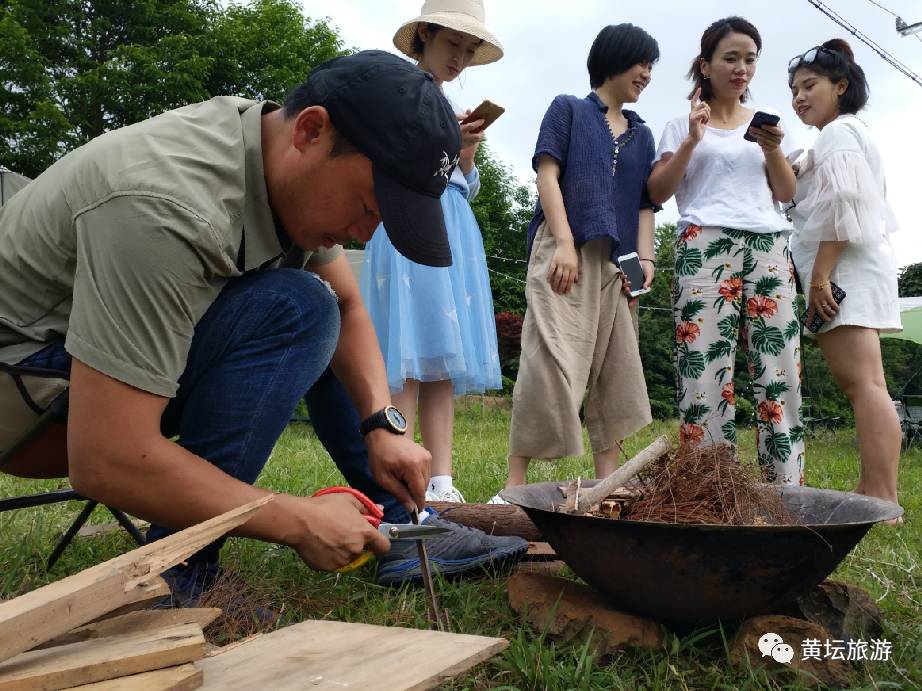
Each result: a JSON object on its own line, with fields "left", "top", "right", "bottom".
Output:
{"left": 500, "top": 482, "right": 904, "bottom": 530}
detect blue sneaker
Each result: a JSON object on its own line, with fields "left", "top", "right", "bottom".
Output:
{"left": 377, "top": 510, "right": 528, "bottom": 586}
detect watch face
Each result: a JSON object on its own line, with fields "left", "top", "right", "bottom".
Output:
{"left": 385, "top": 406, "right": 407, "bottom": 431}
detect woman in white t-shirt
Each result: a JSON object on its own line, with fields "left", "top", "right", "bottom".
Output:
{"left": 788, "top": 39, "right": 902, "bottom": 510}
{"left": 648, "top": 16, "right": 804, "bottom": 486}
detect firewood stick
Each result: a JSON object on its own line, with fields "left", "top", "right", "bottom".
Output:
{"left": 571, "top": 436, "right": 670, "bottom": 514}
{"left": 427, "top": 503, "right": 543, "bottom": 541}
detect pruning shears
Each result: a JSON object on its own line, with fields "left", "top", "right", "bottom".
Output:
{"left": 311, "top": 486, "right": 448, "bottom": 572}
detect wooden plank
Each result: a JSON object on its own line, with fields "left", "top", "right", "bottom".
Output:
{"left": 66, "top": 664, "right": 202, "bottom": 691}
{"left": 0, "top": 496, "right": 271, "bottom": 663}
{"left": 198, "top": 619, "right": 507, "bottom": 690}
{"left": 522, "top": 542, "right": 557, "bottom": 561}
{"left": 0, "top": 623, "right": 205, "bottom": 690}
{"left": 85, "top": 577, "right": 170, "bottom": 624}
{"left": 203, "top": 634, "right": 262, "bottom": 658}
{"left": 516, "top": 560, "right": 568, "bottom": 576}
{"left": 39, "top": 608, "right": 221, "bottom": 650}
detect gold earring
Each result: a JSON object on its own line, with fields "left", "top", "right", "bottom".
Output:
{"left": 703, "top": 74, "right": 710, "bottom": 79}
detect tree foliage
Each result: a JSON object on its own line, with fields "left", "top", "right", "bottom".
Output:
{"left": 207, "top": 0, "right": 344, "bottom": 102}
{"left": 0, "top": 0, "right": 346, "bottom": 178}
{"left": 898, "top": 262, "right": 922, "bottom": 297}
{"left": 638, "top": 223, "right": 680, "bottom": 419}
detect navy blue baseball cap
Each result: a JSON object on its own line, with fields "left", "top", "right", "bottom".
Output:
{"left": 305, "top": 50, "right": 461, "bottom": 267}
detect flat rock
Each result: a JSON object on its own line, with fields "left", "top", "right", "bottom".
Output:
{"left": 794, "top": 580, "right": 883, "bottom": 643}
{"left": 731, "top": 614, "right": 852, "bottom": 688}
{"left": 508, "top": 572, "right": 662, "bottom": 654}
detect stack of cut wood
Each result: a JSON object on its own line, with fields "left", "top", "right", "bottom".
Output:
{"left": 560, "top": 482, "right": 642, "bottom": 519}
{"left": 0, "top": 607, "right": 219, "bottom": 689}
{"left": 0, "top": 496, "right": 509, "bottom": 690}
{"left": 0, "top": 497, "right": 269, "bottom": 690}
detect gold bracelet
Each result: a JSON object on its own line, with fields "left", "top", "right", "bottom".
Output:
{"left": 809, "top": 280, "right": 830, "bottom": 290}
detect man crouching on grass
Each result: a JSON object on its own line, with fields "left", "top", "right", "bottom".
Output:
{"left": 0, "top": 50, "right": 526, "bottom": 603}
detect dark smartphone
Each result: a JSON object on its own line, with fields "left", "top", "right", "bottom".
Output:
{"left": 461, "top": 99, "right": 505, "bottom": 133}
{"left": 801, "top": 282, "right": 846, "bottom": 333}
{"left": 743, "top": 111, "right": 781, "bottom": 142}
{"left": 617, "top": 252, "right": 651, "bottom": 298}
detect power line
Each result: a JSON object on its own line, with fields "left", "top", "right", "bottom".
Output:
{"left": 485, "top": 266, "right": 674, "bottom": 313}
{"left": 486, "top": 266, "right": 525, "bottom": 284}
{"left": 864, "top": 0, "right": 922, "bottom": 44}
{"left": 805, "top": 0, "right": 922, "bottom": 87}
{"left": 866, "top": 0, "right": 898, "bottom": 17}
{"left": 487, "top": 254, "right": 675, "bottom": 273}
{"left": 486, "top": 254, "right": 528, "bottom": 265}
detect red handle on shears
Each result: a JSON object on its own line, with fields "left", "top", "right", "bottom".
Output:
{"left": 311, "top": 486, "right": 383, "bottom": 572}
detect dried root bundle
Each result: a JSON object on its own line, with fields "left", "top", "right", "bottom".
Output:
{"left": 598, "top": 444, "right": 795, "bottom": 526}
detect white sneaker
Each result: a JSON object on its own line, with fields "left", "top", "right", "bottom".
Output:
{"left": 425, "top": 486, "right": 466, "bottom": 503}
{"left": 487, "top": 493, "right": 509, "bottom": 505}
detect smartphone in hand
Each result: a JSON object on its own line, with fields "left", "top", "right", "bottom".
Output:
{"left": 743, "top": 111, "right": 780, "bottom": 142}
{"left": 461, "top": 100, "right": 505, "bottom": 133}
{"left": 801, "top": 282, "right": 846, "bottom": 333}
{"left": 617, "top": 252, "right": 651, "bottom": 298}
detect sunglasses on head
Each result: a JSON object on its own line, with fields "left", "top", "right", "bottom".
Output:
{"left": 788, "top": 46, "right": 840, "bottom": 72}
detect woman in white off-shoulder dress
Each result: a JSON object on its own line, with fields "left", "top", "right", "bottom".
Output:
{"left": 788, "top": 38, "right": 903, "bottom": 510}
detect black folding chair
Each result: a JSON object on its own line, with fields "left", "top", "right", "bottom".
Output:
{"left": 800, "top": 396, "right": 842, "bottom": 436}
{"left": 0, "top": 363, "right": 146, "bottom": 569}
{"left": 900, "top": 394, "right": 922, "bottom": 451}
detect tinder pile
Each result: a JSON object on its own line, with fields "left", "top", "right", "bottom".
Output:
{"left": 573, "top": 444, "right": 795, "bottom": 525}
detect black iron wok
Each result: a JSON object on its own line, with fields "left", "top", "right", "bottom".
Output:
{"left": 501, "top": 482, "right": 902, "bottom": 623}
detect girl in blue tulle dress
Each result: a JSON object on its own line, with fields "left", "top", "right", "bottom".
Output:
{"left": 361, "top": 0, "right": 503, "bottom": 503}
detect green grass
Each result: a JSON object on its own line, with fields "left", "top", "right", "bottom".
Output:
{"left": 2, "top": 402, "right": 920, "bottom": 689}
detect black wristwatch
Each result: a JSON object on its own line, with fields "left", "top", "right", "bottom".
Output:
{"left": 359, "top": 405, "right": 408, "bottom": 436}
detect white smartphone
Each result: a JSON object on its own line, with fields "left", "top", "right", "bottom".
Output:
{"left": 617, "top": 252, "right": 651, "bottom": 298}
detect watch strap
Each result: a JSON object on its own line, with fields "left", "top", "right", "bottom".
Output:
{"left": 359, "top": 406, "right": 406, "bottom": 436}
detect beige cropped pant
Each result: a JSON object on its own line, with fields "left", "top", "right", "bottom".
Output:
{"left": 508, "top": 222, "right": 651, "bottom": 458}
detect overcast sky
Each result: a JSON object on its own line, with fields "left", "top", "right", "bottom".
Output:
{"left": 300, "top": 0, "right": 922, "bottom": 266}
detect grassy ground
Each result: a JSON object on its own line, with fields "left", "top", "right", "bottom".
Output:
{"left": 1, "top": 401, "right": 920, "bottom": 689}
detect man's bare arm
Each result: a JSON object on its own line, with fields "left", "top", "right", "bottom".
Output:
{"left": 66, "top": 358, "right": 387, "bottom": 570}
{"left": 311, "top": 254, "right": 430, "bottom": 511}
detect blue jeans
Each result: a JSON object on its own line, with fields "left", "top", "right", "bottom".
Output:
{"left": 20, "top": 268, "right": 407, "bottom": 563}
{"left": 303, "top": 368, "right": 409, "bottom": 524}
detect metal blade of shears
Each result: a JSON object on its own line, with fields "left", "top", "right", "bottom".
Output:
{"left": 411, "top": 509, "right": 448, "bottom": 632}
{"left": 379, "top": 523, "right": 450, "bottom": 540}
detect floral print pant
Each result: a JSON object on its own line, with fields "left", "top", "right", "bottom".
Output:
{"left": 673, "top": 225, "right": 805, "bottom": 485}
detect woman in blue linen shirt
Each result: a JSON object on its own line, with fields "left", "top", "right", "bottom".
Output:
{"left": 494, "top": 24, "right": 658, "bottom": 498}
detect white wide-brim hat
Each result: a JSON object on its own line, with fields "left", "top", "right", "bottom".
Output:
{"left": 393, "top": 0, "right": 503, "bottom": 67}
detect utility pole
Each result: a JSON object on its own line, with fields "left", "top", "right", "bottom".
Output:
{"left": 896, "top": 16, "right": 922, "bottom": 37}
